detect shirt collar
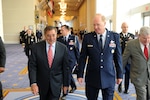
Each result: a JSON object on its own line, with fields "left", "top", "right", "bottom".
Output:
{"left": 122, "top": 32, "right": 128, "bottom": 36}
{"left": 46, "top": 41, "right": 56, "bottom": 48}
{"left": 97, "top": 29, "right": 107, "bottom": 38}
{"left": 64, "top": 33, "right": 70, "bottom": 39}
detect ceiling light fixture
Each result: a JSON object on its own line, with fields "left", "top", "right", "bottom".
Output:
{"left": 58, "top": 0, "right": 67, "bottom": 22}
{"left": 58, "top": 1, "right": 67, "bottom": 11}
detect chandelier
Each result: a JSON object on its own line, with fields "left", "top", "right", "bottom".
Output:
{"left": 58, "top": 0, "right": 67, "bottom": 21}
{"left": 59, "top": 1, "right": 67, "bottom": 11}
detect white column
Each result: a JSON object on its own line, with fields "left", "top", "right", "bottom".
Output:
{"left": 0, "top": 0, "right": 4, "bottom": 40}
{"left": 112, "top": 0, "right": 132, "bottom": 32}
{"left": 112, "top": 0, "right": 120, "bottom": 32}
{"left": 87, "top": 0, "right": 96, "bottom": 32}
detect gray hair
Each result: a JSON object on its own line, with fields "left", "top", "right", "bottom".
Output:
{"left": 139, "top": 26, "right": 150, "bottom": 35}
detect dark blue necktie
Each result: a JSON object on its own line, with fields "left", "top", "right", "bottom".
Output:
{"left": 99, "top": 35, "right": 103, "bottom": 50}
{"left": 64, "top": 37, "right": 67, "bottom": 44}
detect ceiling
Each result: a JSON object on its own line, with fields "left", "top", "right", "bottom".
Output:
{"left": 53, "top": 0, "right": 84, "bottom": 11}
{"left": 37, "top": 0, "right": 84, "bottom": 21}
{"left": 38, "top": 0, "right": 84, "bottom": 15}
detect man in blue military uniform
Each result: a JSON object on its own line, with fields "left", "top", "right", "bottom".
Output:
{"left": 118, "top": 22, "right": 135, "bottom": 94}
{"left": 19, "top": 26, "right": 28, "bottom": 44}
{"left": 77, "top": 14, "right": 123, "bottom": 100}
{"left": 57, "top": 25, "right": 80, "bottom": 99}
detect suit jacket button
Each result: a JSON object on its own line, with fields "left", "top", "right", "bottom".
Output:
{"left": 100, "top": 66, "right": 103, "bottom": 68}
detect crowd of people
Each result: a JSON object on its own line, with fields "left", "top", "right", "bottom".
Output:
{"left": 1, "top": 13, "right": 150, "bottom": 100}
{"left": 19, "top": 27, "right": 43, "bottom": 58}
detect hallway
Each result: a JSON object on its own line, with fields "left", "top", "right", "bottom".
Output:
{"left": 1, "top": 44, "right": 136, "bottom": 100}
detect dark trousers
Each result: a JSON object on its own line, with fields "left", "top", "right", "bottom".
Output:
{"left": 63, "top": 70, "right": 76, "bottom": 95}
{"left": 36, "top": 37, "right": 42, "bottom": 42}
{"left": 86, "top": 84, "right": 114, "bottom": 100}
{"left": 39, "top": 88, "right": 60, "bottom": 100}
{"left": 119, "top": 63, "right": 130, "bottom": 91}
{"left": 0, "top": 82, "right": 3, "bottom": 100}
{"left": 70, "top": 74, "right": 76, "bottom": 89}
{"left": 25, "top": 46, "right": 31, "bottom": 58}
{"left": 124, "top": 64, "right": 130, "bottom": 91}
{"left": 69, "top": 65, "right": 76, "bottom": 89}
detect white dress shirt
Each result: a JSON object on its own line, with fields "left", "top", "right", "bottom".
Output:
{"left": 46, "top": 41, "right": 56, "bottom": 57}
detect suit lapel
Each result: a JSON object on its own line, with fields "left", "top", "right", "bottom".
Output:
{"left": 51, "top": 42, "right": 59, "bottom": 69}
{"left": 43, "top": 41, "right": 49, "bottom": 67}
{"left": 148, "top": 44, "right": 150, "bottom": 61}
{"left": 93, "top": 32, "right": 100, "bottom": 51}
{"left": 103, "top": 31, "right": 110, "bottom": 51}
{"left": 135, "top": 39, "right": 146, "bottom": 60}
{"left": 60, "top": 36, "right": 65, "bottom": 44}
{"left": 120, "top": 32, "right": 124, "bottom": 38}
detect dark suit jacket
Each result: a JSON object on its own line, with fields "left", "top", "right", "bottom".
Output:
{"left": 28, "top": 40, "right": 69, "bottom": 97}
{"left": 57, "top": 35, "right": 80, "bottom": 70}
{"left": 77, "top": 29, "right": 123, "bottom": 89}
{"left": 0, "top": 37, "right": 6, "bottom": 67}
{"left": 0, "top": 37, "right": 6, "bottom": 99}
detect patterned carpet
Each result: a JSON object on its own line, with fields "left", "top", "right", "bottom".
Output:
{"left": 0, "top": 44, "right": 136, "bottom": 100}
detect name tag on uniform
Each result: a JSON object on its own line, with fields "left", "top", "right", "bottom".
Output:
{"left": 87, "top": 45, "right": 93, "bottom": 47}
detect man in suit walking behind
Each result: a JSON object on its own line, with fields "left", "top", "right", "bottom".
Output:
{"left": 0, "top": 37, "right": 6, "bottom": 100}
{"left": 77, "top": 13, "right": 123, "bottom": 100}
{"left": 57, "top": 25, "right": 80, "bottom": 99}
{"left": 118, "top": 22, "right": 135, "bottom": 94}
{"left": 123, "top": 26, "right": 150, "bottom": 100}
{"left": 28, "top": 26, "right": 69, "bottom": 100}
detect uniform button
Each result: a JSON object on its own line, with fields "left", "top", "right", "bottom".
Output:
{"left": 100, "top": 66, "right": 103, "bottom": 68}
{"left": 101, "top": 53, "right": 103, "bottom": 55}
{"left": 101, "top": 59, "right": 103, "bottom": 62}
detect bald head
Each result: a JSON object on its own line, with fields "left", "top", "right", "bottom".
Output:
{"left": 93, "top": 14, "right": 106, "bottom": 34}
{"left": 121, "top": 22, "right": 128, "bottom": 33}
{"left": 93, "top": 14, "right": 106, "bottom": 22}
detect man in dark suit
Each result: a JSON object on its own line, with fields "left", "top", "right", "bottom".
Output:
{"left": 22, "top": 29, "right": 36, "bottom": 58}
{"left": 36, "top": 29, "right": 42, "bottom": 42}
{"left": 118, "top": 22, "right": 135, "bottom": 94}
{"left": 19, "top": 26, "right": 28, "bottom": 44}
{"left": 0, "top": 37, "right": 6, "bottom": 100}
{"left": 77, "top": 14, "right": 123, "bottom": 100}
{"left": 57, "top": 25, "right": 80, "bottom": 99}
{"left": 28, "top": 26, "right": 69, "bottom": 100}
{"left": 123, "top": 26, "right": 150, "bottom": 100}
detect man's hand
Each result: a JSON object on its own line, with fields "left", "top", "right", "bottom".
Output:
{"left": 63, "top": 86, "right": 69, "bottom": 94}
{"left": 0, "top": 67, "right": 5, "bottom": 73}
{"left": 116, "top": 78, "right": 122, "bottom": 84}
{"left": 31, "top": 84, "right": 39, "bottom": 95}
{"left": 77, "top": 78, "right": 83, "bottom": 85}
